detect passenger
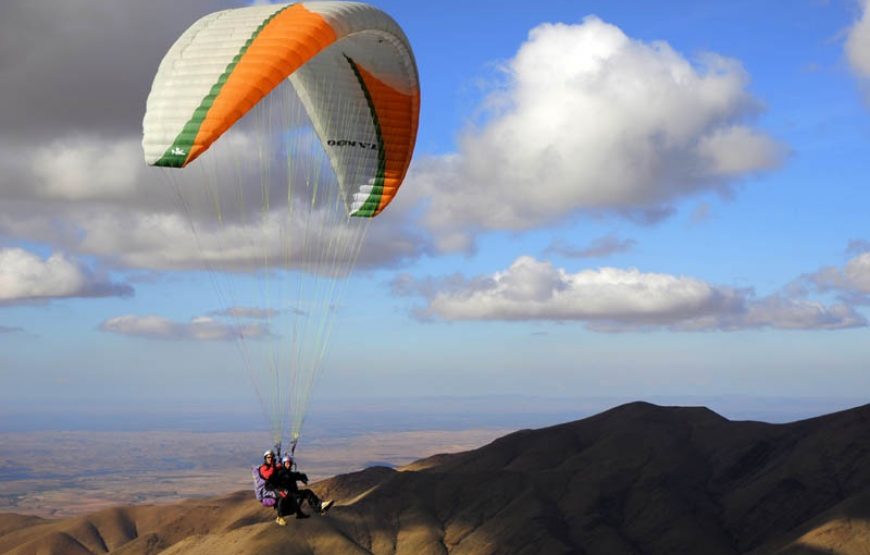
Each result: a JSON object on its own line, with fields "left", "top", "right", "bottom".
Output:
{"left": 274, "top": 455, "right": 334, "bottom": 520}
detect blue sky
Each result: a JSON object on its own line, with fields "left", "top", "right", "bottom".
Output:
{"left": 0, "top": 0, "right": 869, "bottom": 431}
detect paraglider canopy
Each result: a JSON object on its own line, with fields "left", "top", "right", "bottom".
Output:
{"left": 144, "top": 1, "right": 419, "bottom": 217}
{"left": 142, "top": 1, "right": 419, "bottom": 451}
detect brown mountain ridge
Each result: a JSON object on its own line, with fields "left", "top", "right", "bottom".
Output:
{"left": 1, "top": 401, "right": 869, "bottom": 554}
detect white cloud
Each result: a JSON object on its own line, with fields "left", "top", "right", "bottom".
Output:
{"left": 0, "top": 130, "right": 429, "bottom": 274}
{"left": 0, "top": 248, "right": 131, "bottom": 303}
{"left": 29, "top": 137, "right": 143, "bottom": 200}
{"left": 841, "top": 252, "right": 870, "bottom": 291}
{"left": 210, "top": 306, "right": 281, "bottom": 320}
{"left": 694, "top": 126, "right": 784, "bottom": 176}
{"left": 100, "top": 314, "right": 270, "bottom": 342}
{"left": 807, "top": 251, "right": 870, "bottom": 299}
{"left": 66, "top": 201, "right": 421, "bottom": 273}
{"left": 406, "top": 16, "right": 784, "bottom": 251}
{"left": 545, "top": 234, "right": 636, "bottom": 259}
{"left": 395, "top": 256, "right": 865, "bottom": 331}
{"left": 741, "top": 296, "right": 865, "bottom": 330}
{"left": 408, "top": 256, "right": 741, "bottom": 324}
{"left": 846, "top": 0, "right": 870, "bottom": 79}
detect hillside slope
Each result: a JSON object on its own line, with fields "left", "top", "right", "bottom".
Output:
{"left": 2, "top": 401, "right": 868, "bottom": 554}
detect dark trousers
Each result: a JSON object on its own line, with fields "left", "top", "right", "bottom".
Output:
{"left": 275, "top": 489, "right": 321, "bottom": 516}
{"left": 296, "top": 489, "right": 322, "bottom": 512}
{"left": 276, "top": 493, "right": 300, "bottom": 517}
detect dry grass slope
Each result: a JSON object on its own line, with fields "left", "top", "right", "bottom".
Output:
{"left": 1, "top": 401, "right": 869, "bottom": 554}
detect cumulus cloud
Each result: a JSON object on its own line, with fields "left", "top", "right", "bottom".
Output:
{"left": 545, "top": 234, "right": 636, "bottom": 259}
{"left": 394, "top": 256, "right": 865, "bottom": 331}
{"left": 846, "top": 0, "right": 870, "bottom": 81}
{"left": 0, "top": 127, "right": 428, "bottom": 276}
{"left": 740, "top": 296, "right": 865, "bottom": 330}
{"left": 30, "top": 138, "right": 145, "bottom": 201}
{"left": 209, "top": 307, "right": 281, "bottom": 320}
{"left": 0, "top": 248, "right": 132, "bottom": 303}
{"left": 405, "top": 16, "right": 784, "bottom": 251}
{"left": 100, "top": 314, "right": 270, "bottom": 341}
{"left": 806, "top": 251, "right": 870, "bottom": 303}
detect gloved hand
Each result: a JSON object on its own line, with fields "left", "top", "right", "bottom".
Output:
{"left": 300, "top": 473, "right": 309, "bottom": 484}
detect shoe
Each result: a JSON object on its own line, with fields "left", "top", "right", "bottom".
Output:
{"left": 275, "top": 516, "right": 286, "bottom": 526}
{"left": 320, "top": 500, "right": 334, "bottom": 514}
{"left": 296, "top": 512, "right": 310, "bottom": 519}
